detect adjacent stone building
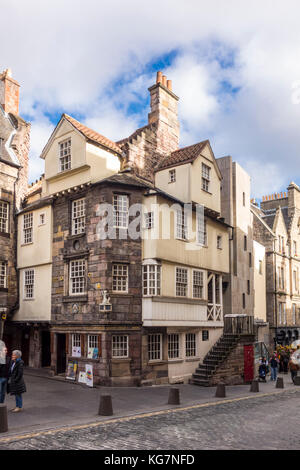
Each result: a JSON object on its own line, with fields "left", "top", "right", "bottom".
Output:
{"left": 252, "top": 183, "right": 300, "bottom": 347}
{"left": 0, "top": 69, "right": 30, "bottom": 348}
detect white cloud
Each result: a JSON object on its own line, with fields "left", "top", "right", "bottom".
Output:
{"left": 2, "top": 0, "right": 300, "bottom": 193}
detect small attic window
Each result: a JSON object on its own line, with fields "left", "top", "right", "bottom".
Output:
{"left": 169, "top": 169, "right": 176, "bottom": 183}
{"left": 59, "top": 139, "right": 71, "bottom": 172}
{"left": 202, "top": 163, "right": 210, "bottom": 192}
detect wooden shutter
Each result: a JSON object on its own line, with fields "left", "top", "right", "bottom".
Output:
{"left": 98, "top": 334, "right": 102, "bottom": 358}
{"left": 81, "top": 334, "right": 85, "bottom": 357}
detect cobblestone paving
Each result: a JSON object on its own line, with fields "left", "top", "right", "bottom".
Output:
{"left": 1, "top": 390, "right": 300, "bottom": 450}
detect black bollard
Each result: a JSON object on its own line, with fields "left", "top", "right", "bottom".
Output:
{"left": 168, "top": 388, "right": 180, "bottom": 405}
{"left": 98, "top": 395, "right": 113, "bottom": 416}
{"left": 276, "top": 377, "right": 284, "bottom": 389}
{"left": 293, "top": 376, "right": 300, "bottom": 386}
{"left": 215, "top": 382, "right": 226, "bottom": 398}
{"left": 250, "top": 379, "right": 259, "bottom": 392}
{"left": 0, "top": 405, "right": 8, "bottom": 433}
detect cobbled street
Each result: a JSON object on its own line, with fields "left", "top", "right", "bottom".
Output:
{"left": 1, "top": 389, "right": 300, "bottom": 450}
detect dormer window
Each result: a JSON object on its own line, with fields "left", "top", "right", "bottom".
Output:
{"left": 202, "top": 163, "right": 210, "bottom": 192}
{"left": 59, "top": 139, "right": 71, "bottom": 172}
{"left": 169, "top": 169, "right": 176, "bottom": 183}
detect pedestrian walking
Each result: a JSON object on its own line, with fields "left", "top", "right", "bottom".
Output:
{"left": 283, "top": 355, "right": 289, "bottom": 374}
{"left": 7, "top": 350, "right": 26, "bottom": 412}
{"left": 0, "top": 344, "right": 10, "bottom": 403}
{"left": 270, "top": 353, "right": 278, "bottom": 381}
{"left": 288, "top": 358, "right": 299, "bottom": 384}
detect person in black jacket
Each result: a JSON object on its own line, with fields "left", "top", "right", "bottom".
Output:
{"left": 8, "top": 350, "right": 26, "bottom": 412}
{"left": 0, "top": 345, "right": 10, "bottom": 403}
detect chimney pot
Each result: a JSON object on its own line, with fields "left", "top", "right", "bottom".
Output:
{"left": 162, "top": 75, "right": 167, "bottom": 87}
{"left": 167, "top": 79, "right": 172, "bottom": 91}
{"left": 156, "top": 71, "right": 162, "bottom": 84}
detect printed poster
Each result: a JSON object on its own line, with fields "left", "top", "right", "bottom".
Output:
{"left": 66, "top": 360, "right": 78, "bottom": 381}
{"left": 85, "top": 364, "right": 93, "bottom": 387}
{"left": 88, "top": 347, "right": 99, "bottom": 359}
{"left": 78, "top": 371, "right": 87, "bottom": 384}
{"left": 72, "top": 346, "right": 81, "bottom": 358}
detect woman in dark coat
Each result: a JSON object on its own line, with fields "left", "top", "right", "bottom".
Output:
{"left": 8, "top": 350, "right": 26, "bottom": 412}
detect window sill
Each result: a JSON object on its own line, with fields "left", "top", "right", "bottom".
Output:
{"left": 0, "top": 232, "right": 10, "bottom": 239}
{"left": 67, "top": 233, "right": 86, "bottom": 240}
{"left": 201, "top": 189, "right": 212, "bottom": 195}
{"left": 111, "top": 357, "right": 130, "bottom": 362}
{"left": 148, "top": 360, "right": 167, "bottom": 366}
{"left": 185, "top": 357, "right": 200, "bottom": 362}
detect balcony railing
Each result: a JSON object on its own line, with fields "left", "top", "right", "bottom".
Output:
{"left": 207, "top": 303, "right": 223, "bottom": 322}
{"left": 224, "top": 314, "right": 254, "bottom": 335}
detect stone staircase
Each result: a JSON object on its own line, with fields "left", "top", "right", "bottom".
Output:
{"left": 190, "top": 334, "right": 240, "bottom": 386}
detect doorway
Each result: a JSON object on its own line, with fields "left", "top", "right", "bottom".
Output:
{"left": 56, "top": 333, "right": 66, "bottom": 374}
{"left": 41, "top": 331, "right": 51, "bottom": 367}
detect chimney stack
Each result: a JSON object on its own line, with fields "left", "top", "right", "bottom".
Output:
{"left": 148, "top": 71, "right": 180, "bottom": 155}
{"left": 0, "top": 68, "right": 20, "bottom": 115}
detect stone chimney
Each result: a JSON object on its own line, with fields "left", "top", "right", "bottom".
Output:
{"left": 0, "top": 68, "right": 20, "bottom": 115}
{"left": 148, "top": 71, "right": 179, "bottom": 155}
{"left": 288, "top": 182, "right": 300, "bottom": 218}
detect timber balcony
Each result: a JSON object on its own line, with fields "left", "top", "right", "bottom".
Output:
{"left": 190, "top": 315, "right": 255, "bottom": 386}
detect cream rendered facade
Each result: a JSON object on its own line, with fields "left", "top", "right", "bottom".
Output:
{"left": 142, "top": 145, "right": 230, "bottom": 384}
{"left": 42, "top": 117, "right": 121, "bottom": 196}
{"left": 15, "top": 204, "right": 53, "bottom": 323}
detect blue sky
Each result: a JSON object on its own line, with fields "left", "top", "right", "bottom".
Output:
{"left": 2, "top": 0, "right": 300, "bottom": 198}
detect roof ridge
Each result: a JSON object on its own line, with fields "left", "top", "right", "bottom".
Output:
{"left": 63, "top": 113, "right": 122, "bottom": 156}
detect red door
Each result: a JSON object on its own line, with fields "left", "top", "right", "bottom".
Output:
{"left": 244, "top": 345, "right": 254, "bottom": 383}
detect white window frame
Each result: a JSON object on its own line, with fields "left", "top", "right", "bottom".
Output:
{"left": 59, "top": 138, "right": 71, "bottom": 172}
{"left": 69, "top": 259, "right": 86, "bottom": 295}
{"left": 176, "top": 267, "right": 188, "bottom": 297}
{"left": 112, "top": 264, "right": 128, "bottom": 293}
{"left": 143, "top": 263, "right": 161, "bottom": 296}
{"left": 201, "top": 163, "right": 211, "bottom": 192}
{"left": 0, "top": 262, "right": 7, "bottom": 289}
{"left": 23, "top": 212, "right": 33, "bottom": 244}
{"left": 39, "top": 213, "right": 46, "bottom": 226}
{"left": 148, "top": 334, "right": 162, "bottom": 362}
{"left": 88, "top": 334, "right": 99, "bottom": 358}
{"left": 0, "top": 201, "right": 9, "bottom": 233}
{"left": 192, "top": 269, "right": 204, "bottom": 299}
{"left": 217, "top": 235, "right": 222, "bottom": 250}
{"left": 24, "top": 269, "right": 34, "bottom": 300}
{"left": 168, "top": 333, "right": 180, "bottom": 359}
{"left": 112, "top": 335, "right": 128, "bottom": 358}
{"left": 144, "top": 211, "right": 154, "bottom": 229}
{"left": 197, "top": 215, "right": 207, "bottom": 246}
{"left": 113, "top": 194, "right": 129, "bottom": 229}
{"left": 176, "top": 208, "right": 188, "bottom": 241}
{"left": 169, "top": 169, "right": 176, "bottom": 183}
{"left": 72, "top": 198, "right": 86, "bottom": 235}
{"left": 186, "top": 333, "right": 197, "bottom": 358}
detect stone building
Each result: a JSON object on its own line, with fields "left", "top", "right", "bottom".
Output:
{"left": 252, "top": 183, "right": 300, "bottom": 347}
{"left": 0, "top": 69, "right": 30, "bottom": 347}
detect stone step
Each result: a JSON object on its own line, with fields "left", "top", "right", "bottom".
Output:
{"left": 190, "top": 377, "right": 210, "bottom": 387}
